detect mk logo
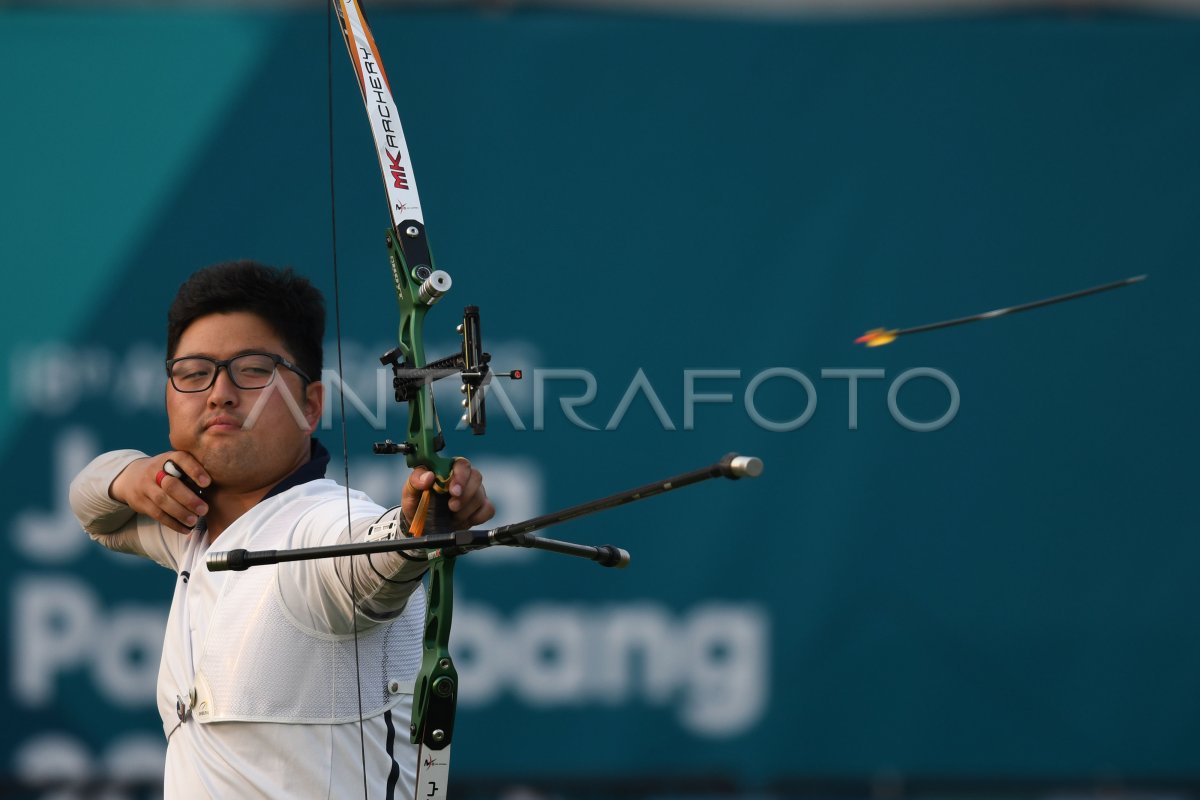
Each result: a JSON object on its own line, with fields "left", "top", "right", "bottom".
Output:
{"left": 388, "top": 150, "right": 409, "bottom": 189}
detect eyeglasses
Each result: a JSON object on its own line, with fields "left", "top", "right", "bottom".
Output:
{"left": 165, "top": 352, "right": 312, "bottom": 393}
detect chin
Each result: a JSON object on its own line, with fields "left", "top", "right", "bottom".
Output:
{"left": 194, "top": 445, "right": 246, "bottom": 483}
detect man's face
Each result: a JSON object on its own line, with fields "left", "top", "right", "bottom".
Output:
{"left": 166, "top": 311, "right": 322, "bottom": 491}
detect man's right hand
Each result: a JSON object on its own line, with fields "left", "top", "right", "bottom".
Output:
{"left": 110, "top": 453, "right": 211, "bottom": 534}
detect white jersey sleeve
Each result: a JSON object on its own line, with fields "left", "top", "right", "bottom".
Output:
{"left": 68, "top": 448, "right": 187, "bottom": 572}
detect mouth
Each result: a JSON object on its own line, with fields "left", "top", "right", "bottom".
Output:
{"left": 203, "top": 416, "right": 243, "bottom": 432}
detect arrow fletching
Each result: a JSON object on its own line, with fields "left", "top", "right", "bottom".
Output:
{"left": 854, "top": 328, "right": 898, "bottom": 347}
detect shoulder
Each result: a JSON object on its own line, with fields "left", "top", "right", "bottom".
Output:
{"left": 266, "top": 480, "right": 388, "bottom": 545}
{"left": 261, "top": 479, "right": 382, "bottom": 510}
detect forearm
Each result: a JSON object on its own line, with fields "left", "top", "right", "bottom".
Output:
{"left": 281, "top": 504, "right": 430, "bottom": 633}
{"left": 344, "top": 508, "right": 430, "bottom": 620}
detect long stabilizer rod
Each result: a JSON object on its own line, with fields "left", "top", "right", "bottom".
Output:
{"left": 207, "top": 453, "right": 763, "bottom": 572}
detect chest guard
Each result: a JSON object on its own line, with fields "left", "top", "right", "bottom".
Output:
{"left": 189, "top": 487, "right": 424, "bottom": 725}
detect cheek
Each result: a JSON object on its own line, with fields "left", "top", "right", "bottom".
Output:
{"left": 165, "top": 396, "right": 199, "bottom": 442}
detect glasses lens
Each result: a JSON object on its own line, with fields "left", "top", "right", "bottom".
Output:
{"left": 169, "top": 358, "right": 216, "bottom": 392}
{"left": 229, "top": 354, "right": 278, "bottom": 389}
{"left": 168, "top": 355, "right": 280, "bottom": 391}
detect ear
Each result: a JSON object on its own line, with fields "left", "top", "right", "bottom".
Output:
{"left": 303, "top": 380, "right": 325, "bottom": 433}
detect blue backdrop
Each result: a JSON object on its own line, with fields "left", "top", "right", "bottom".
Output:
{"left": 2, "top": 6, "right": 1197, "bottom": 796}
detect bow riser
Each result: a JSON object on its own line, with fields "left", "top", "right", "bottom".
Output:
{"left": 384, "top": 223, "right": 455, "bottom": 481}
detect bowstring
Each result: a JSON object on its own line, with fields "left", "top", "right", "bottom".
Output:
{"left": 325, "top": 2, "right": 371, "bottom": 797}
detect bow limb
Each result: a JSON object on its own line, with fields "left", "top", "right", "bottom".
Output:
{"left": 332, "top": 0, "right": 424, "bottom": 230}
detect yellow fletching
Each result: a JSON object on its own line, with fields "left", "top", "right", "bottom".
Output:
{"left": 855, "top": 328, "right": 898, "bottom": 347}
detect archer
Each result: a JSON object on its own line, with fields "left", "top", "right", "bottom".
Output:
{"left": 69, "top": 260, "right": 494, "bottom": 798}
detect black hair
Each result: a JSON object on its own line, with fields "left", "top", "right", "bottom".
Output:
{"left": 166, "top": 260, "right": 324, "bottom": 381}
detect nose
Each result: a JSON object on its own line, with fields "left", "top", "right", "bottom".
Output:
{"left": 206, "top": 364, "right": 240, "bottom": 406}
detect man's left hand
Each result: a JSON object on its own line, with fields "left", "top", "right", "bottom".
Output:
{"left": 403, "top": 459, "right": 495, "bottom": 531}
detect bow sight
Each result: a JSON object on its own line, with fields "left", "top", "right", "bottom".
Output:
{"left": 375, "top": 303, "right": 522, "bottom": 448}
{"left": 372, "top": 220, "right": 521, "bottom": 459}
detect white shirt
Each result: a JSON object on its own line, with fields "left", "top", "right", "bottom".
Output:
{"left": 70, "top": 449, "right": 426, "bottom": 799}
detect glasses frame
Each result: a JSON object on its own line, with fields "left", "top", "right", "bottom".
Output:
{"left": 165, "top": 352, "right": 313, "bottom": 393}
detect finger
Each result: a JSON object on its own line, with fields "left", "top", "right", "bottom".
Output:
{"left": 408, "top": 466, "right": 436, "bottom": 492}
{"left": 448, "top": 459, "right": 474, "bottom": 497}
{"left": 161, "top": 478, "right": 208, "bottom": 518}
{"left": 449, "top": 474, "right": 490, "bottom": 523}
{"left": 145, "top": 497, "right": 196, "bottom": 535}
{"left": 155, "top": 459, "right": 206, "bottom": 514}
{"left": 168, "top": 452, "right": 212, "bottom": 489}
{"left": 401, "top": 468, "right": 433, "bottom": 524}
{"left": 447, "top": 468, "right": 483, "bottom": 513}
{"left": 153, "top": 486, "right": 203, "bottom": 529}
{"left": 474, "top": 499, "right": 496, "bottom": 525}
{"left": 456, "top": 497, "right": 495, "bottom": 528}
{"left": 162, "top": 458, "right": 205, "bottom": 498}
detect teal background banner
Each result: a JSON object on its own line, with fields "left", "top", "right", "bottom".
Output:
{"left": 2, "top": 7, "right": 1198, "bottom": 796}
